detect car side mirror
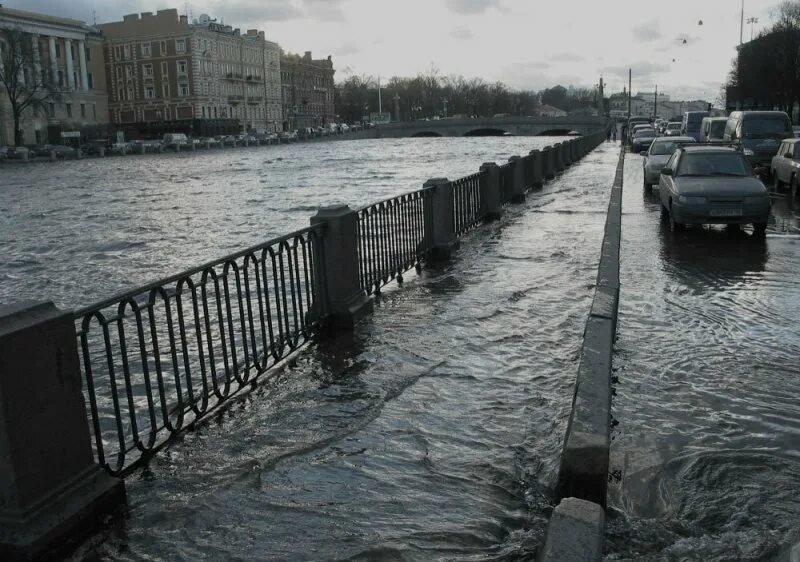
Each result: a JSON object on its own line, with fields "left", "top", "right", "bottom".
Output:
{"left": 661, "top": 168, "right": 673, "bottom": 176}
{"left": 640, "top": 151, "right": 647, "bottom": 156}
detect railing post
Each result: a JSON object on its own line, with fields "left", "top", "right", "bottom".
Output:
{"left": 424, "top": 177, "right": 460, "bottom": 261}
{"left": 0, "top": 302, "right": 126, "bottom": 559}
{"left": 562, "top": 140, "right": 572, "bottom": 167}
{"left": 508, "top": 155, "right": 526, "bottom": 203}
{"left": 479, "top": 162, "right": 503, "bottom": 221}
{"left": 528, "top": 149, "right": 543, "bottom": 188}
{"left": 542, "top": 146, "right": 554, "bottom": 179}
{"left": 554, "top": 142, "right": 565, "bottom": 172}
{"left": 310, "top": 205, "right": 373, "bottom": 327}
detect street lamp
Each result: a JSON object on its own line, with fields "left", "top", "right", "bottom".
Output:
{"left": 746, "top": 16, "right": 758, "bottom": 41}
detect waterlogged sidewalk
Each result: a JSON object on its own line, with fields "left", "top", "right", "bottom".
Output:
{"left": 76, "top": 142, "right": 623, "bottom": 561}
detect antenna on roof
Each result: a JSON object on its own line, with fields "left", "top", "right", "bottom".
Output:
{"left": 92, "top": 10, "right": 96, "bottom": 25}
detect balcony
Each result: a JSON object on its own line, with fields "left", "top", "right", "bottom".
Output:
{"left": 247, "top": 96, "right": 263, "bottom": 104}
{"left": 224, "top": 72, "right": 244, "bottom": 81}
{"left": 228, "top": 95, "right": 245, "bottom": 104}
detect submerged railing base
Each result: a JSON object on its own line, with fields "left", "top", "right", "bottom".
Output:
{"left": 0, "top": 302, "right": 126, "bottom": 560}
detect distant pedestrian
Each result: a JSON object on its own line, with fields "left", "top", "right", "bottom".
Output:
{"left": 606, "top": 128, "right": 612, "bottom": 142}
{"left": 612, "top": 128, "right": 617, "bottom": 142}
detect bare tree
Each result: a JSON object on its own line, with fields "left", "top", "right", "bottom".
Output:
{"left": 0, "top": 27, "right": 60, "bottom": 145}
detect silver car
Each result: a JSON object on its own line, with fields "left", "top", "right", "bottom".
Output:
{"left": 658, "top": 146, "right": 771, "bottom": 234}
{"left": 642, "top": 136, "right": 696, "bottom": 188}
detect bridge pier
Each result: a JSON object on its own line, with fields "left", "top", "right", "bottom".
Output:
{"left": 479, "top": 162, "right": 503, "bottom": 220}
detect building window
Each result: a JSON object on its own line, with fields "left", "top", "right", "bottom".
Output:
{"left": 85, "top": 46, "right": 91, "bottom": 62}
{"left": 177, "top": 60, "right": 187, "bottom": 75}
{"left": 162, "top": 83, "right": 170, "bottom": 98}
{"left": 123, "top": 44, "right": 131, "bottom": 59}
{"left": 159, "top": 40, "right": 167, "bottom": 55}
{"left": 141, "top": 42, "right": 151, "bottom": 57}
{"left": 55, "top": 44, "right": 61, "bottom": 58}
{"left": 49, "top": 102, "right": 55, "bottom": 117}
{"left": 176, "top": 38, "right": 186, "bottom": 53}
{"left": 145, "top": 86, "right": 155, "bottom": 99}
{"left": 161, "top": 61, "right": 168, "bottom": 75}
{"left": 113, "top": 45, "right": 120, "bottom": 59}
{"left": 80, "top": 103, "right": 86, "bottom": 118}
{"left": 66, "top": 103, "right": 72, "bottom": 118}
{"left": 117, "top": 88, "right": 123, "bottom": 101}
{"left": 58, "top": 70, "right": 63, "bottom": 85}
{"left": 179, "top": 83, "right": 189, "bottom": 96}
{"left": 125, "top": 66, "right": 132, "bottom": 79}
{"left": 116, "top": 67, "right": 122, "bottom": 80}
{"left": 88, "top": 72, "right": 93, "bottom": 89}
{"left": 127, "top": 87, "right": 134, "bottom": 100}
{"left": 143, "top": 64, "right": 153, "bottom": 77}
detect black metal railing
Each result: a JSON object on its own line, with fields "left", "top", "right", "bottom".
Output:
{"left": 499, "top": 162, "right": 514, "bottom": 203}
{"left": 356, "top": 189, "right": 433, "bottom": 295}
{"left": 452, "top": 171, "right": 484, "bottom": 236}
{"left": 74, "top": 226, "right": 324, "bottom": 475}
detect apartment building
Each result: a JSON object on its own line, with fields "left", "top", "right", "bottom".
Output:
{"left": 0, "top": 6, "right": 109, "bottom": 145}
{"left": 280, "top": 51, "right": 335, "bottom": 130}
{"left": 98, "top": 9, "right": 283, "bottom": 138}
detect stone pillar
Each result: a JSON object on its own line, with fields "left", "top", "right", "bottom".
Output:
{"left": 0, "top": 302, "right": 126, "bottom": 559}
{"left": 48, "top": 37, "right": 58, "bottom": 84}
{"left": 310, "top": 206, "right": 373, "bottom": 327}
{"left": 542, "top": 146, "right": 555, "bottom": 179}
{"left": 98, "top": 147, "right": 105, "bottom": 157}
{"left": 244, "top": 139, "right": 249, "bottom": 147}
{"left": 508, "top": 155, "right": 526, "bottom": 203}
{"left": 553, "top": 142, "right": 565, "bottom": 172}
{"left": 562, "top": 141, "right": 572, "bottom": 167}
{"left": 64, "top": 39, "right": 75, "bottom": 90}
{"left": 76, "top": 149, "right": 82, "bottom": 159}
{"left": 31, "top": 35, "right": 42, "bottom": 84}
{"left": 206, "top": 140, "right": 211, "bottom": 149}
{"left": 78, "top": 40, "right": 89, "bottom": 91}
{"left": 175, "top": 143, "right": 181, "bottom": 152}
{"left": 528, "top": 149, "right": 544, "bottom": 188}
{"left": 479, "top": 162, "right": 503, "bottom": 221}
{"left": 137, "top": 143, "right": 145, "bottom": 155}
{"left": 49, "top": 150, "right": 56, "bottom": 161}
{"left": 424, "top": 177, "right": 460, "bottom": 260}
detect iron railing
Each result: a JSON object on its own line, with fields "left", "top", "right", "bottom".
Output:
{"left": 499, "top": 162, "right": 514, "bottom": 203}
{"left": 356, "top": 188, "right": 433, "bottom": 295}
{"left": 452, "top": 171, "right": 484, "bottom": 236}
{"left": 74, "top": 226, "right": 324, "bottom": 475}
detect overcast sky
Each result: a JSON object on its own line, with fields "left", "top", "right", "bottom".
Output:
{"left": 7, "top": 0, "right": 781, "bottom": 101}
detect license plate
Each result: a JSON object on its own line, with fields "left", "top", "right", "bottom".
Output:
{"left": 710, "top": 208, "right": 742, "bottom": 217}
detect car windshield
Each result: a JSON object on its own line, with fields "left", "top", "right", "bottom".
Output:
{"left": 742, "top": 117, "right": 792, "bottom": 139}
{"left": 667, "top": 123, "right": 681, "bottom": 130}
{"left": 634, "top": 129, "right": 655, "bottom": 138}
{"left": 677, "top": 153, "right": 750, "bottom": 177}
{"left": 651, "top": 140, "right": 692, "bottom": 155}
{"left": 709, "top": 121, "right": 726, "bottom": 137}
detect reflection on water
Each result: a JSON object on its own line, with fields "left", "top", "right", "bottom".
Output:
{"left": 608, "top": 154, "right": 800, "bottom": 561}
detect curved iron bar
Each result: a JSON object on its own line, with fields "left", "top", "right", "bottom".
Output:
{"left": 74, "top": 226, "right": 325, "bottom": 475}
{"left": 452, "top": 171, "right": 484, "bottom": 236}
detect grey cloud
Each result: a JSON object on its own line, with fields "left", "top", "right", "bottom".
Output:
{"left": 550, "top": 52, "right": 584, "bottom": 62}
{"left": 334, "top": 41, "right": 360, "bottom": 56}
{"left": 450, "top": 25, "right": 475, "bottom": 41}
{"left": 446, "top": 0, "right": 502, "bottom": 15}
{"left": 3, "top": 0, "right": 140, "bottom": 23}
{"left": 631, "top": 19, "right": 662, "bottom": 42}
{"left": 304, "top": 0, "right": 346, "bottom": 22}
{"left": 208, "top": 0, "right": 304, "bottom": 23}
{"left": 498, "top": 61, "right": 584, "bottom": 91}
{"left": 601, "top": 61, "right": 670, "bottom": 80}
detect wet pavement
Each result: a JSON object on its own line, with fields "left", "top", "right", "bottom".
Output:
{"left": 67, "top": 142, "right": 622, "bottom": 560}
{"left": 607, "top": 152, "right": 800, "bottom": 560}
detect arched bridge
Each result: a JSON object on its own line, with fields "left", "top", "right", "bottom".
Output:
{"left": 374, "top": 116, "right": 609, "bottom": 138}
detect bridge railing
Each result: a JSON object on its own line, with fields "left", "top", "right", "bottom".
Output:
{"left": 73, "top": 226, "right": 324, "bottom": 475}
{"left": 452, "top": 171, "right": 485, "bottom": 236}
{"left": 0, "top": 131, "right": 610, "bottom": 556}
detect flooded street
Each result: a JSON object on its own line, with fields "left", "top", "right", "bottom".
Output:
{"left": 607, "top": 153, "right": 800, "bottom": 560}
{"left": 16, "top": 140, "right": 621, "bottom": 560}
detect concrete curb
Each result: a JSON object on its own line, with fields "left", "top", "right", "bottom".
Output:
{"left": 539, "top": 497, "right": 605, "bottom": 562}
{"left": 555, "top": 147, "right": 624, "bottom": 508}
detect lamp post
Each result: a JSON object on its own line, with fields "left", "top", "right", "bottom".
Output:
{"left": 746, "top": 17, "right": 758, "bottom": 41}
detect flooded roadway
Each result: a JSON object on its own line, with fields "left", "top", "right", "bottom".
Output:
{"left": 607, "top": 152, "right": 800, "bottom": 560}
{"left": 39, "top": 141, "right": 622, "bottom": 560}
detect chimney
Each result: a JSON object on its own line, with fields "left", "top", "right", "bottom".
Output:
{"left": 141, "top": 12, "right": 153, "bottom": 18}
{"left": 304, "top": 51, "right": 311, "bottom": 60}
{"left": 122, "top": 13, "right": 139, "bottom": 22}
{"left": 180, "top": 15, "right": 188, "bottom": 24}
{"left": 247, "top": 29, "right": 257, "bottom": 37}
{"left": 258, "top": 31, "right": 265, "bottom": 40}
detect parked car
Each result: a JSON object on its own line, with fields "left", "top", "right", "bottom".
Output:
{"left": 82, "top": 139, "right": 112, "bottom": 155}
{"left": 770, "top": 138, "right": 800, "bottom": 200}
{"left": 35, "top": 144, "right": 75, "bottom": 157}
{"left": 631, "top": 128, "right": 658, "bottom": 152}
{"left": 724, "top": 111, "right": 793, "bottom": 173}
{"left": 681, "top": 111, "right": 709, "bottom": 142}
{"left": 642, "top": 136, "right": 696, "bottom": 188}
{"left": 658, "top": 145, "right": 770, "bottom": 234}
{"left": 1, "top": 145, "right": 30, "bottom": 159}
{"left": 699, "top": 117, "right": 728, "bottom": 142}
{"left": 793, "top": 126, "right": 800, "bottom": 138}
{"left": 664, "top": 122, "right": 683, "bottom": 137}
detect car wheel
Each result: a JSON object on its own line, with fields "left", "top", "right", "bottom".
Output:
{"left": 753, "top": 222, "right": 767, "bottom": 236}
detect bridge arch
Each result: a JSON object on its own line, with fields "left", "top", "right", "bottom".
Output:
{"left": 537, "top": 128, "right": 576, "bottom": 136}
{"left": 410, "top": 131, "right": 443, "bottom": 138}
{"left": 463, "top": 128, "right": 510, "bottom": 137}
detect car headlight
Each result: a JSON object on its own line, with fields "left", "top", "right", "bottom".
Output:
{"left": 743, "top": 148, "right": 755, "bottom": 156}
{"left": 678, "top": 195, "right": 706, "bottom": 204}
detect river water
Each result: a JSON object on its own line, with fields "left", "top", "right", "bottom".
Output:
{"left": 606, "top": 154, "right": 800, "bottom": 561}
